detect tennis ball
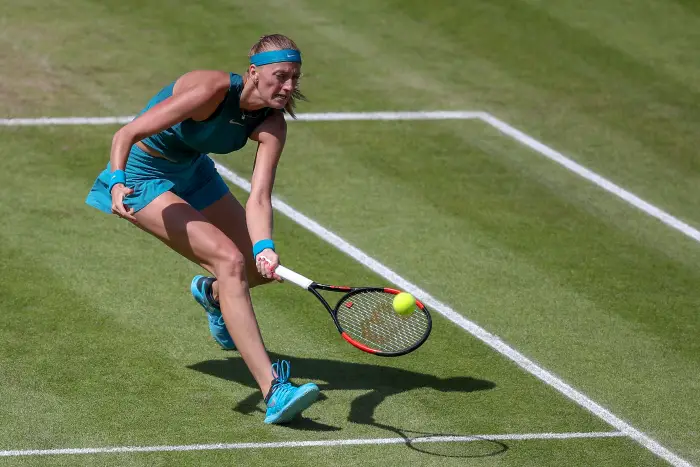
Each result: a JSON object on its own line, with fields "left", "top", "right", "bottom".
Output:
{"left": 393, "top": 292, "right": 416, "bottom": 316}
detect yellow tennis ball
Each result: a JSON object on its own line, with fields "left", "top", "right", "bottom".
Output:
{"left": 393, "top": 292, "right": 416, "bottom": 316}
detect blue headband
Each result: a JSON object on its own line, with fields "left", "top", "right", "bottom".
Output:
{"left": 250, "top": 49, "right": 302, "bottom": 66}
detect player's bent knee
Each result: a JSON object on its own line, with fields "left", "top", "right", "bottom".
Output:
{"left": 211, "top": 251, "right": 247, "bottom": 280}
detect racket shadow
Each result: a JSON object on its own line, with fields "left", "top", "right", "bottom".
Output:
{"left": 369, "top": 420, "right": 510, "bottom": 459}
{"left": 187, "top": 353, "right": 496, "bottom": 433}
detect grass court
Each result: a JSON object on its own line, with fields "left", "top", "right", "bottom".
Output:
{"left": 1, "top": 1, "right": 699, "bottom": 465}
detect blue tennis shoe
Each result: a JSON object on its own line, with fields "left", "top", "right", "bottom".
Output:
{"left": 264, "top": 360, "right": 320, "bottom": 424}
{"left": 191, "top": 275, "right": 236, "bottom": 350}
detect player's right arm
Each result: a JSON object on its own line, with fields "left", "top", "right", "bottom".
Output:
{"left": 109, "top": 70, "right": 230, "bottom": 220}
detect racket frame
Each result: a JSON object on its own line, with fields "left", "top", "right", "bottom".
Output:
{"left": 274, "top": 264, "right": 432, "bottom": 357}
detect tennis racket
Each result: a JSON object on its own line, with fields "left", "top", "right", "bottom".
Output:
{"left": 268, "top": 261, "right": 432, "bottom": 357}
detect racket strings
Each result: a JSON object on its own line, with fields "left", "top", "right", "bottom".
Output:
{"left": 336, "top": 291, "right": 429, "bottom": 352}
{"left": 339, "top": 295, "right": 428, "bottom": 351}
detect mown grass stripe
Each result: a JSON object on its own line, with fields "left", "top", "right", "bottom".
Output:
{"left": 1, "top": 111, "right": 693, "bottom": 466}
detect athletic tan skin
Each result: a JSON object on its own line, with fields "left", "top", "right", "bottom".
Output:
{"left": 106, "top": 54, "right": 301, "bottom": 399}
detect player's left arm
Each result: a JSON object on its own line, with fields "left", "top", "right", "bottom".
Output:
{"left": 246, "top": 111, "right": 287, "bottom": 275}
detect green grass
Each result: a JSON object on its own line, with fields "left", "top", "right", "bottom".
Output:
{"left": 1, "top": 0, "right": 700, "bottom": 465}
{"left": 0, "top": 127, "right": 634, "bottom": 466}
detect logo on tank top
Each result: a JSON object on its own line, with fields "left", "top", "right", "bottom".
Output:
{"left": 229, "top": 119, "right": 245, "bottom": 126}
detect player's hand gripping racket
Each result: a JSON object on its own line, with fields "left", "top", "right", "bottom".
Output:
{"left": 265, "top": 260, "right": 432, "bottom": 357}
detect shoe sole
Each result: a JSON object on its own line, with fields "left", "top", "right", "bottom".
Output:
{"left": 191, "top": 276, "right": 237, "bottom": 351}
{"left": 264, "top": 386, "right": 320, "bottom": 424}
{"left": 190, "top": 276, "right": 209, "bottom": 308}
{"left": 207, "top": 317, "right": 237, "bottom": 351}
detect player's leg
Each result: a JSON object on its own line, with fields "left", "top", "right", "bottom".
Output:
{"left": 189, "top": 193, "right": 269, "bottom": 350}
{"left": 172, "top": 158, "right": 319, "bottom": 422}
{"left": 131, "top": 191, "right": 274, "bottom": 397}
{"left": 199, "top": 192, "right": 274, "bottom": 301}
{"left": 183, "top": 168, "right": 271, "bottom": 350}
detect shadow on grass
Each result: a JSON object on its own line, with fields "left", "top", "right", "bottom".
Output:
{"left": 188, "top": 352, "right": 504, "bottom": 457}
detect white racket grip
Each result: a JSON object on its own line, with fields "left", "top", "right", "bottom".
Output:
{"left": 274, "top": 265, "right": 314, "bottom": 290}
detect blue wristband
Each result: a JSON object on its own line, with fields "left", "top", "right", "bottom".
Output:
{"left": 108, "top": 170, "right": 126, "bottom": 193}
{"left": 253, "top": 239, "right": 275, "bottom": 258}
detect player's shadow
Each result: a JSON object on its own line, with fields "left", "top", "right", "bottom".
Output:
{"left": 187, "top": 353, "right": 496, "bottom": 434}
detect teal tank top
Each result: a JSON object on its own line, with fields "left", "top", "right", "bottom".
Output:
{"left": 137, "top": 73, "right": 273, "bottom": 163}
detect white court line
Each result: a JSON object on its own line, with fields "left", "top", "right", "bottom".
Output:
{"left": 478, "top": 114, "right": 700, "bottom": 243}
{"left": 1, "top": 111, "right": 693, "bottom": 466}
{"left": 2, "top": 112, "right": 698, "bottom": 243}
{"left": 0, "top": 431, "right": 625, "bottom": 457}
{"left": 215, "top": 162, "right": 692, "bottom": 467}
{"left": 0, "top": 116, "right": 134, "bottom": 126}
{"left": 0, "top": 111, "right": 484, "bottom": 126}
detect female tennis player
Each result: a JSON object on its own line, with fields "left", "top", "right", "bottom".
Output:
{"left": 85, "top": 34, "right": 319, "bottom": 425}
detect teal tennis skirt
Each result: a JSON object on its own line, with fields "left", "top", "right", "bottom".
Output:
{"left": 85, "top": 144, "right": 229, "bottom": 214}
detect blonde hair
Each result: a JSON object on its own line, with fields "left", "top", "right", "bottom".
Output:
{"left": 248, "top": 34, "right": 306, "bottom": 118}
